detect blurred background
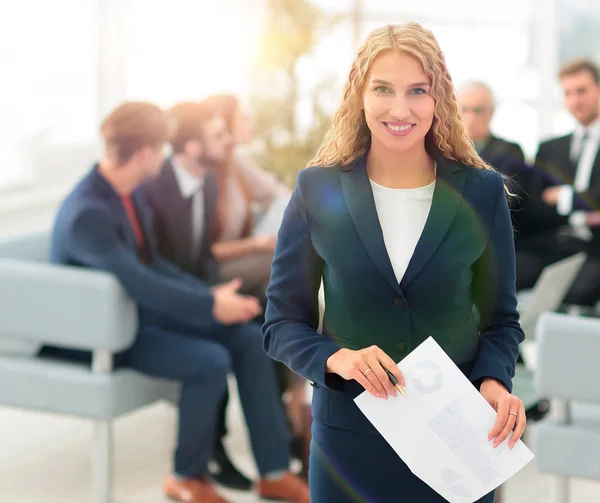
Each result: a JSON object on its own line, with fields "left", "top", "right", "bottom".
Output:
{"left": 1, "top": 2, "right": 600, "bottom": 502}
{"left": 2, "top": 0, "right": 600, "bottom": 231}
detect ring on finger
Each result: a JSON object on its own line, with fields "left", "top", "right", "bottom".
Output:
{"left": 509, "top": 411, "right": 518, "bottom": 417}
{"left": 364, "top": 367, "right": 373, "bottom": 377}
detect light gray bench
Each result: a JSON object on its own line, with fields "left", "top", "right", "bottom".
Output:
{"left": 531, "top": 311, "right": 600, "bottom": 503}
{"left": 0, "top": 232, "right": 179, "bottom": 503}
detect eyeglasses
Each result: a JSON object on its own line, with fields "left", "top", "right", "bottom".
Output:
{"left": 461, "top": 106, "right": 492, "bottom": 115}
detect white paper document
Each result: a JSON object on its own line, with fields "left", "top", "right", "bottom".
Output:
{"left": 354, "top": 337, "right": 534, "bottom": 503}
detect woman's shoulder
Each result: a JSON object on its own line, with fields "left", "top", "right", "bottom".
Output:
{"left": 457, "top": 164, "right": 507, "bottom": 217}
{"left": 300, "top": 165, "right": 342, "bottom": 179}
{"left": 297, "top": 165, "right": 343, "bottom": 189}
{"left": 461, "top": 164, "right": 505, "bottom": 192}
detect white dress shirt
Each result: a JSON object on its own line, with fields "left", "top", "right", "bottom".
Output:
{"left": 171, "top": 159, "right": 206, "bottom": 259}
{"left": 370, "top": 178, "right": 435, "bottom": 283}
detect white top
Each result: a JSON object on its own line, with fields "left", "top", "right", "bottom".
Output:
{"left": 369, "top": 178, "right": 435, "bottom": 283}
{"left": 172, "top": 158, "right": 205, "bottom": 198}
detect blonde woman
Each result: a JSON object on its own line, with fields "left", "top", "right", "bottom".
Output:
{"left": 202, "top": 94, "right": 290, "bottom": 304}
{"left": 263, "top": 23, "right": 526, "bottom": 502}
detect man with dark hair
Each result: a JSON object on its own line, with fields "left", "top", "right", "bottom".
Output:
{"left": 523, "top": 58, "right": 600, "bottom": 304}
{"left": 51, "top": 102, "right": 310, "bottom": 503}
{"left": 142, "top": 101, "right": 251, "bottom": 490}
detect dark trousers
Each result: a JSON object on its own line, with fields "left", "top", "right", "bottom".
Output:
{"left": 516, "top": 233, "right": 600, "bottom": 306}
{"left": 124, "top": 319, "right": 290, "bottom": 478}
{"left": 216, "top": 359, "right": 291, "bottom": 442}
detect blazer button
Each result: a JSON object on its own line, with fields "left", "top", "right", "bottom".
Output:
{"left": 310, "top": 381, "right": 319, "bottom": 388}
{"left": 396, "top": 342, "right": 408, "bottom": 353}
{"left": 394, "top": 297, "right": 405, "bottom": 308}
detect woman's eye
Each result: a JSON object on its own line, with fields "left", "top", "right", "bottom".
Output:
{"left": 374, "top": 86, "right": 392, "bottom": 94}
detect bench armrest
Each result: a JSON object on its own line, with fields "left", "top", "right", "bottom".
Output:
{"left": 0, "top": 259, "right": 137, "bottom": 352}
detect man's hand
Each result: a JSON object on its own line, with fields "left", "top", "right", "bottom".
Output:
{"left": 542, "top": 186, "right": 562, "bottom": 206}
{"left": 211, "top": 278, "right": 261, "bottom": 325}
{"left": 586, "top": 211, "right": 600, "bottom": 227}
{"left": 252, "top": 235, "right": 277, "bottom": 253}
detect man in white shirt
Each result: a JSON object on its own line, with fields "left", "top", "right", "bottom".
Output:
{"left": 524, "top": 59, "right": 600, "bottom": 306}
{"left": 142, "top": 102, "right": 309, "bottom": 502}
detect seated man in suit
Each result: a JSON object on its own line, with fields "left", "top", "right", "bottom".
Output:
{"left": 459, "top": 83, "right": 535, "bottom": 288}
{"left": 142, "top": 101, "right": 305, "bottom": 489}
{"left": 141, "top": 101, "right": 253, "bottom": 490}
{"left": 51, "top": 102, "right": 309, "bottom": 503}
{"left": 525, "top": 59, "right": 600, "bottom": 304}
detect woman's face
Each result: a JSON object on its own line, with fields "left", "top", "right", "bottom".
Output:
{"left": 232, "top": 104, "right": 254, "bottom": 145}
{"left": 362, "top": 50, "right": 435, "bottom": 155}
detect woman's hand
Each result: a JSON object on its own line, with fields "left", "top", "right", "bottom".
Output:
{"left": 480, "top": 378, "right": 526, "bottom": 449}
{"left": 252, "top": 234, "right": 277, "bottom": 253}
{"left": 325, "top": 346, "right": 405, "bottom": 399}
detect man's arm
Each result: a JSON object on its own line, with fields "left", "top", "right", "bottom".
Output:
{"left": 69, "top": 205, "right": 215, "bottom": 327}
{"left": 151, "top": 253, "right": 207, "bottom": 288}
{"left": 523, "top": 142, "right": 570, "bottom": 231}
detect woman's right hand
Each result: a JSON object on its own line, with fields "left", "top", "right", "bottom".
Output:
{"left": 252, "top": 234, "right": 277, "bottom": 253}
{"left": 325, "top": 345, "right": 405, "bottom": 399}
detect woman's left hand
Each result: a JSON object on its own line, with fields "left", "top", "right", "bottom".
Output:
{"left": 480, "top": 378, "right": 526, "bottom": 449}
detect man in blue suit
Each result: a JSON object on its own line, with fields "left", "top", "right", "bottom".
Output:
{"left": 50, "top": 102, "right": 309, "bottom": 503}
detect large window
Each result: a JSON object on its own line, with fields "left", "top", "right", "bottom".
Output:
{"left": 559, "top": 0, "right": 600, "bottom": 65}
{"left": 0, "top": 0, "right": 267, "bottom": 194}
{"left": 1, "top": 0, "right": 592, "bottom": 198}
{"left": 553, "top": 0, "right": 600, "bottom": 133}
{"left": 0, "top": 0, "right": 99, "bottom": 190}
{"left": 122, "top": 0, "right": 267, "bottom": 107}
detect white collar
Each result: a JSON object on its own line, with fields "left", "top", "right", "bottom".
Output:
{"left": 575, "top": 116, "right": 600, "bottom": 140}
{"left": 171, "top": 157, "right": 205, "bottom": 198}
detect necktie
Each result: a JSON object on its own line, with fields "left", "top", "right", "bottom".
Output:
{"left": 572, "top": 131, "right": 589, "bottom": 165}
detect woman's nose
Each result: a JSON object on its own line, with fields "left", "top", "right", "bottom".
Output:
{"left": 390, "top": 97, "right": 410, "bottom": 119}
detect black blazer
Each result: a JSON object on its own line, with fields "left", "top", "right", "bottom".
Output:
{"left": 529, "top": 134, "right": 600, "bottom": 238}
{"left": 263, "top": 155, "right": 524, "bottom": 433}
{"left": 141, "top": 158, "right": 221, "bottom": 285}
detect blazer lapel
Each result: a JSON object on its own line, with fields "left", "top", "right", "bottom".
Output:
{"left": 401, "top": 157, "right": 467, "bottom": 289}
{"left": 341, "top": 156, "right": 401, "bottom": 294}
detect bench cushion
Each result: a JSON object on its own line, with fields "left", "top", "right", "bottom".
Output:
{"left": 0, "top": 355, "right": 179, "bottom": 420}
{"left": 533, "top": 420, "right": 600, "bottom": 481}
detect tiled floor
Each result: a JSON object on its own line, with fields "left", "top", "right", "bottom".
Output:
{"left": 0, "top": 382, "right": 599, "bottom": 503}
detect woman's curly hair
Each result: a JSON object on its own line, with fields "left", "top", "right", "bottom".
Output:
{"left": 308, "top": 23, "right": 491, "bottom": 172}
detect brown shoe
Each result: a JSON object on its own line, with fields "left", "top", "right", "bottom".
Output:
{"left": 257, "top": 472, "right": 310, "bottom": 503}
{"left": 164, "top": 475, "right": 231, "bottom": 503}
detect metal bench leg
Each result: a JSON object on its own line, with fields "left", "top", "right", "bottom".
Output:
{"left": 551, "top": 399, "right": 570, "bottom": 503}
{"left": 91, "top": 350, "right": 114, "bottom": 503}
{"left": 554, "top": 476, "right": 569, "bottom": 503}
{"left": 92, "top": 420, "right": 113, "bottom": 503}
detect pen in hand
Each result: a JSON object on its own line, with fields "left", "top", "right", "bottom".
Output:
{"left": 383, "top": 366, "right": 406, "bottom": 397}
